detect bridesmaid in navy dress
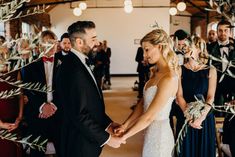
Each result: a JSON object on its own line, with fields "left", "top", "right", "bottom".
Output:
{"left": 176, "top": 36, "right": 217, "bottom": 157}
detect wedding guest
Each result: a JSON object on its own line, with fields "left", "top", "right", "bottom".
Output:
{"left": 0, "top": 54, "right": 24, "bottom": 157}
{"left": 207, "top": 30, "right": 217, "bottom": 53}
{"left": 22, "top": 30, "right": 62, "bottom": 157}
{"left": 57, "top": 33, "right": 71, "bottom": 62}
{"left": 102, "top": 40, "right": 112, "bottom": 85}
{"left": 209, "top": 20, "right": 235, "bottom": 156}
{"left": 176, "top": 36, "right": 217, "bottom": 157}
{"left": 56, "top": 21, "right": 125, "bottom": 157}
{"left": 170, "top": 29, "right": 189, "bottom": 136}
{"left": 135, "top": 46, "right": 150, "bottom": 99}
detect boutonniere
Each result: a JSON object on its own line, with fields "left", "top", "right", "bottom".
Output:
{"left": 89, "top": 64, "right": 95, "bottom": 72}
{"left": 56, "top": 59, "right": 62, "bottom": 67}
{"left": 229, "top": 45, "right": 234, "bottom": 51}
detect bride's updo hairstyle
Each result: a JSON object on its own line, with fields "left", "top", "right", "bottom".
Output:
{"left": 140, "top": 29, "right": 179, "bottom": 72}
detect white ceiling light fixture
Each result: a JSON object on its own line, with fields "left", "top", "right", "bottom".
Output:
{"left": 124, "top": 5, "right": 133, "bottom": 13}
{"left": 169, "top": 7, "right": 177, "bottom": 16}
{"left": 177, "top": 2, "right": 186, "bottom": 12}
{"left": 79, "top": 2, "right": 87, "bottom": 10}
{"left": 124, "top": 0, "right": 133, "bottom": 14}
{"left": 124, "top": 0, "right": 132, "bottom": 6}
{"left": 73, "top": 7, "right": 82, "bottom": 16}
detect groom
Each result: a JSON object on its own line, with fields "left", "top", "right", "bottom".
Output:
{"left": 56, "top": 21, "right": 125, "bottom": 157}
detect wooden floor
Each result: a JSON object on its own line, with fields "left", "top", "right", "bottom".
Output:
{"left": 100, "top": 77, "right": 144, "bottom": 157}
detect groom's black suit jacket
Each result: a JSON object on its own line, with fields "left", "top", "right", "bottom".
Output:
{"left": 56, "top": 52, "right": 112, "bottom": 157}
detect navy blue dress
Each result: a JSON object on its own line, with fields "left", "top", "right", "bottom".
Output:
{"left": 178, "top": 66, "right": 216, "bottom": 157}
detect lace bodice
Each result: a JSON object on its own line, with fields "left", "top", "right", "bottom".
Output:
{"left": 143, "top": 86, "right": 175, "bottom": 121}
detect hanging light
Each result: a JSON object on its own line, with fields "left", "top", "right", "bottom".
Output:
{"left": 177, "top": 2, "right": 186, "bottom": 12}
{"left": 124, "top": 5, "right": 133, "bottom": 13}
{"left": 124, "top": 0, "right": 132, "bottom": 6}
{"left": 169, "top": 7, "right": 177, "bottom": 16}
{"left": 73, "top": 7, "right": 82, "bottom": 16}
{"left": 79, "top": 2, "right": 87, "bottom": 10}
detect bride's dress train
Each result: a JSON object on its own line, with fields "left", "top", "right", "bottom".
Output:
{"left": 142, "top": 86, "right": 175, "bottom": 157}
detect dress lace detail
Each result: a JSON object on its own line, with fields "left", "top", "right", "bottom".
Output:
{"left": 142, "top": 86, "right": 175, "bottom": 157}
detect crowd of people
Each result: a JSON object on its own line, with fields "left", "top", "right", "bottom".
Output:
{"left": 0, "top": 19, "right": 234, "bottom": 157}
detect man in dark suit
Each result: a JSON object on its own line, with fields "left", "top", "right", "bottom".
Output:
{"left": 102, "top": 40, "right": 112, "bottom": 85}
{"left": 135, "top": 46, "right": 149, "bottom": 99}
{"left": 209, "top": 20, "right": 235, "bottom": 157}
{"left": 57, "top": 33, "right": 71, "bottom": 62}
{"left": 206, "top": 29, "right": 217, "bottom": 53}
{"left": 56, "top": 21, "right": 125, "bottom": 157}
{"left": 23, "top": 30, "right": 62, "bottom": 157}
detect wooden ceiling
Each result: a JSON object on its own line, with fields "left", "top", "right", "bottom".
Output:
{"left": 2, "top": 0, "right": 214, "bottom": 16}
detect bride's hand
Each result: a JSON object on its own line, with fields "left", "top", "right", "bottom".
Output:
{"left": 114, "top": 125, "right": 126, "bottom": 137}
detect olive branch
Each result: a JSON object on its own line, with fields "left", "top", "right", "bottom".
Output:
{"left": 0, "top": 0, "right": 49, "bottom": 22}
{"left": 0, "top": 129, "right": 47, "bottom": 152}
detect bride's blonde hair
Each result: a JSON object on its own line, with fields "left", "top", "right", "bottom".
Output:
{"left": 140, "top": 29, "right": 179, "bottom": 72}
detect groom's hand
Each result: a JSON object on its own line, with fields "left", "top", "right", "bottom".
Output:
{"left": 106, "top": 122, "right": 121, "bottom": 135}
{"left": 107, "top": 135, "right": 126, "bottom": 148}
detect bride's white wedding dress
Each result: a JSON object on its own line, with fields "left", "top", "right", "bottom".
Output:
{"left": 142, "top": 85, "right": 175, "bottom": 157}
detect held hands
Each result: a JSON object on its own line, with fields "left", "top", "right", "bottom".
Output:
{"left": 114, "top": 124, "right": 126, "bottom": 137}
{"left": 39, "top": 102, "right": 57, "bottom": 119}
{"left": 107, "top": 135, "right": 126, "bottom": 148}
{"left": 106, "top": 122, "right": 127, "bottom": 148}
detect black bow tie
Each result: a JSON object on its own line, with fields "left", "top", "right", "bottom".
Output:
{"left": 85, "top": 58, "right": 92, "bottom": 66}
{"left": 219, "top": 44, "right": 229, "bottom": 48}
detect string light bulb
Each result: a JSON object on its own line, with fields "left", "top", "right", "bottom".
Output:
{"left": 169, "top": 7, "right": 177, "bottom": 16}
{"left": 79, "top": 2, "right": 87, "bottom": 10}
{"left": 177, "top": 2, "right": 186, "bottom": 12}
{"left": 73, "top": 7, "right": 82, "bottom": 16}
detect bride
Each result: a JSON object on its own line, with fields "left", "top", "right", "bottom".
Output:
{"left": 115, "top": 29, "right": 179, "bottom": 157}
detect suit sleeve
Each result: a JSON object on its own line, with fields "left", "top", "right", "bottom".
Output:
{"left": 22, "top": 66, "right": 45, "bottom": 117}
{"left": 65, "top": 71, "right": 110, "bottom": 146}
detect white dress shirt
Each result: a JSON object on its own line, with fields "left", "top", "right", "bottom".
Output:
{"left": 39, "top": 56, "right": 57, "bottom": 113}
{"left": 218, "top": 40, "right": 229, "bottom": 72}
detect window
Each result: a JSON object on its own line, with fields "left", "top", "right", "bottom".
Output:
{"left": 22, "top": 22, "right": 31, "bottom": 37}
{"left": 0, "top": 22, "right": 4, "bottom": 36}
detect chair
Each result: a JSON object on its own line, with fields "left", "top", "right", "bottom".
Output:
{"left": 215, "top": 117, "right": 224, "bottom": 157}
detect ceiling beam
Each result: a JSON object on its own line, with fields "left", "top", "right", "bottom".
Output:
{"left": 25, "top": 0, "right": 82, "bottom": 8}
{"left": 185, "top": 0, "right": 206, "bottom": 14}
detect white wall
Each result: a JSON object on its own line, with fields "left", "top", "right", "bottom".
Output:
{"left": 50, "top": 4, "right": 170, "bottom": 74}
{"left": 170, "top": 11, "right": 191, "bottom": 35}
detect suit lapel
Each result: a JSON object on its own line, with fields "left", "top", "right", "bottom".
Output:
{"left": 71, "top": 53, "right": 102, "bottom": 98}
{"left": 37, "top": 59, "right": 46, "bottom": 84}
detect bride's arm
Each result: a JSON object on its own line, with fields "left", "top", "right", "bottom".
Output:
{"left": 122, "top": 75, "right": 177, "bottom": 140}
{"left": 121, "top": 99, "right": 144, "bottom": 130}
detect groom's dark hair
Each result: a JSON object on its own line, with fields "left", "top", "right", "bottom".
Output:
{"left": 67, "top": 21, "right": 96, "bottom": 46}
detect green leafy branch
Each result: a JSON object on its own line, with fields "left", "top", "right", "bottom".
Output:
{"left": 172, "top": 121, "right": 188, "bottom": 156}
{"left": 0, "top": 129, "right": 47, "bottom": 152}
{"left": 0, "top": 0, "right": 30, "bottom": 22}
{"left": 0, "top": 88, "right": 21, "bottom": 99}
{"left": 0, "top": 77, "right": 50, "bottom": 93}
